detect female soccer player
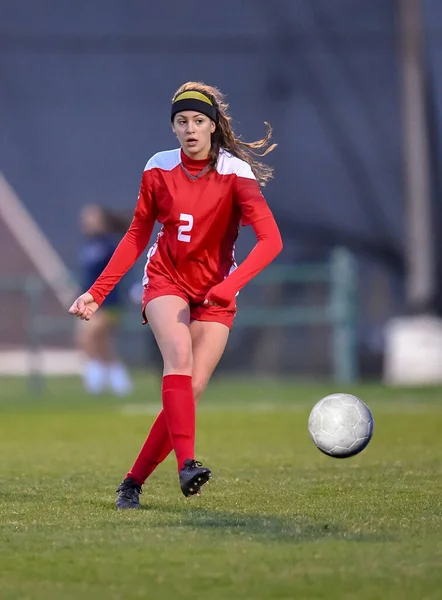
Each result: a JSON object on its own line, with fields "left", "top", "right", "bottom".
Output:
{"left": 69, "top": 82, "right": 283, "bottom": 508}
{"left": 76, "top": 204, "right": 133, "bottom": 396}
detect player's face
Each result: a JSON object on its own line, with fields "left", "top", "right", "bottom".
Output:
{"left": 80, "top": 205, "right": 106, "bottom": 236}
{"left": 172, "top": 111, "right": 216, "bottom": 160}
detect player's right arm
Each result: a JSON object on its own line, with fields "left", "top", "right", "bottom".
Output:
{"left": 69, "top": 171, "right": 157, "bottom": 320}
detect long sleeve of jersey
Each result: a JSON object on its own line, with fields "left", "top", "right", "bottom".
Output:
{"left": 205, "top": 176, "right": 283, "bottom": 308}
{"left": 88, "top": 173, "right": 157, "bottom": 306}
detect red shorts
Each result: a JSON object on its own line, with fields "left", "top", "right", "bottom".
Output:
{"left": 141, "top": 279, "right": 236, "bottom": 330}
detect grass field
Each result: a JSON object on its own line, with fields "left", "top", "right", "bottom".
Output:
{"left": 0, "top": 373, "right": 441, "bottom": 600}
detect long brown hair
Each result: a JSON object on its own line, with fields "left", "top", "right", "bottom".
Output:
{"left": 172, "top": 81, "right": 277, "bottom": 187}
{"left": 102, "top": 208, "right": 132, "bottom": 234}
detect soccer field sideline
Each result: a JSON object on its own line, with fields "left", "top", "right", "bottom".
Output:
{"left": 120, "top": 400, "right": 442, "bottom": 416}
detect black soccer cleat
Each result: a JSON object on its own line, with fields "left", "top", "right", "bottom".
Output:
{"left": 179, "top": 459, "right": 211, "bottom": 497}
{"left": 115, "top": 477, "right": 142, "bottom": 509}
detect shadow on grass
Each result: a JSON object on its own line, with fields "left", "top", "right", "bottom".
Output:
{"left": 18, "top": 494, "right": 395, "bottom": 545}
{"left": 142, "top": 502, "right": 394, "bottom": 544}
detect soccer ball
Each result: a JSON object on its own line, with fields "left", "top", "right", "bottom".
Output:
{"left": 308, "top": 393, "right": 374, "bottom": 458}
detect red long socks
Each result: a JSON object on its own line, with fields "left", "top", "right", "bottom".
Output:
{"left": 126, "top": 410, "right": 172, "bottom": 485}
{"left": 162, "top": 374, "right": 195, "bottom": 471}
{"left": 126, "top": 374, "right": 195, "bottom": 484}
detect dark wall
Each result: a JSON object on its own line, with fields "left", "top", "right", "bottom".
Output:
{"left": 1, "top": 0, "right": 441, "bottom": 330}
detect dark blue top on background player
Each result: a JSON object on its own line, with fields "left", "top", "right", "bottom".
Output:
{"left": 78, "top": 205, "right": 129, "bottom": 309}
{"left": 80, "top": 233, "right": 121, "bottom": 307}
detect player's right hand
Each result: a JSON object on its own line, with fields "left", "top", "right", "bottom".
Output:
{"left": 68, "top": 292, "right": 99, "bottom": 321}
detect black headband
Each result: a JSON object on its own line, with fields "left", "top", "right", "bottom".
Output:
{"left": 171, "top": 91, "right": 217, "bottom": 122}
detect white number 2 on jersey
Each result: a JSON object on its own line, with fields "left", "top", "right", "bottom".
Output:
{"left": 177, "top": 213, "right": 193, "bottom": 242}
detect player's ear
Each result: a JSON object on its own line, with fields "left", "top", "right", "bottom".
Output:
{"left": 210, "top": 121, "right": 216, "bottom": 134}
{"left": 171, "top": 115, "right": 178, "bottom": 135}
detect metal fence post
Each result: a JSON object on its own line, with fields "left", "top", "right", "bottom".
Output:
{"left": 330, "top": 248, "right": 358, "bottom": 383}
{"left": 24, "top": 276, "right": 45, "bottom": 395}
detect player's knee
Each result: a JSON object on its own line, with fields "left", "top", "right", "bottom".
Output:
{"left": 75, "top": 326, "right": 92, "bottom": 349}
{"left": 165, "top": 340, "right": 193, "bottom": 373}
{"left": 192, "top": 378, "right": 207, "bottom": 403}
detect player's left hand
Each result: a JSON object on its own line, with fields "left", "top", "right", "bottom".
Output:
{"left": 203, "top": 298, "right": 221, "bottom": 307}
{"left": 204, "top": 284, "right": 233, "bottom": 309}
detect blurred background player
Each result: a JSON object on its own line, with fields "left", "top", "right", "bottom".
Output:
{"left": 76, "top": 204, "right": 133, "bottom": 396}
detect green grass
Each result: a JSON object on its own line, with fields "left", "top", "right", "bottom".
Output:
{"left": 1, "top": 373, "right": 442, "bottom": 600}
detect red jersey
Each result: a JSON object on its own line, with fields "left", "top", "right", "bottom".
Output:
{"left": 88, "top": 148, "right": 282, "bottom": 308}
{"left": 141, "top": 148, "right": 273, "bottom": 302}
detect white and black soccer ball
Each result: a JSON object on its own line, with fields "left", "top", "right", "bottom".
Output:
{"left": 308, "top": 393, "right": 374, "bottom": 458}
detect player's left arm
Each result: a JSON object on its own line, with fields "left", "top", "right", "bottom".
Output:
{"left": 204, "top": 175, "right": 283, "bottom": 308}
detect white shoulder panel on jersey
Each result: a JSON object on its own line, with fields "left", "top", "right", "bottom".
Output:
{"left": 216, "top": 149, "right": 256, "bottom": 180}
{"left": 144, "top": 148, "right": 181, "bottom": 172}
